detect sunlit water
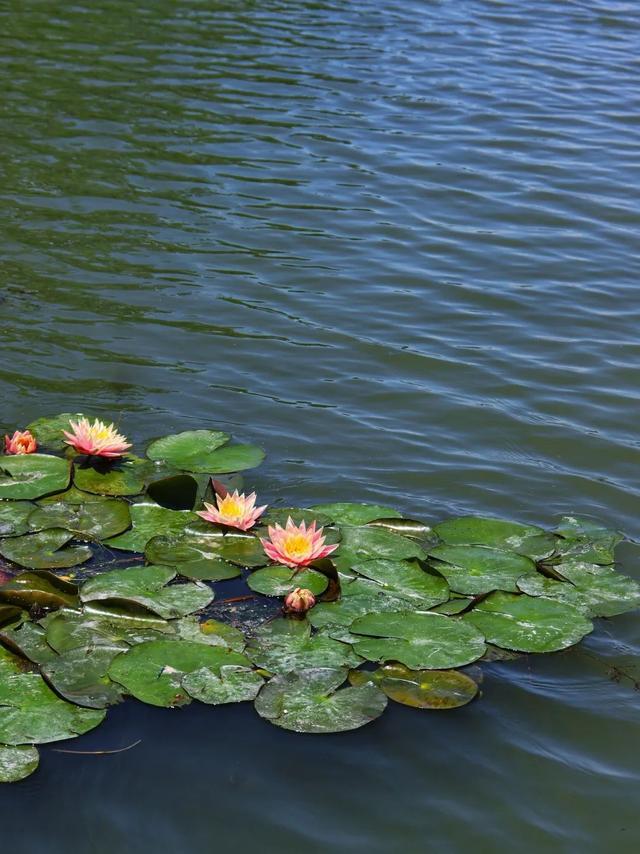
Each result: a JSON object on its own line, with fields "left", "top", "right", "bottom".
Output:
{"left": 1, "top": 1, "right": 640, "bottom": 851}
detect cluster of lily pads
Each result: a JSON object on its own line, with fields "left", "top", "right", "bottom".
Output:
{"left": 0, "top": 413, "right": 639, "bottom": 784}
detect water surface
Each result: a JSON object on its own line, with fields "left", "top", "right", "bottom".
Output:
{"left": 1, "top": 1, "right": 640, "bottom": 851}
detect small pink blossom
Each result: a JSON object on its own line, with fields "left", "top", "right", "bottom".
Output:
{"left": 63, "top": 418, "right": 131, "bottom": 458}
{"left": 4, "top": 430, "right": 37, "bottom": 455}
{"left": 196, "top": 489, "right": 267, "bottom": 531}
{"left": 284, "top": 587, "right": 317, "bottom": 614}
{"left": 260, "top": 517, "right": 338, "bottom": 569}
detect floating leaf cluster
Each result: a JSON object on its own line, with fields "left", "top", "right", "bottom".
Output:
{"left": 0, "top": 415, "right": 638, "bottom": 782}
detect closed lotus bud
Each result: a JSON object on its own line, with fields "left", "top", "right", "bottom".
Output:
{"left": 4, "top": 430, "right": 37, "bottom": 455}
{"left": 283, "top": 587, "right": 316, "bottom": 615}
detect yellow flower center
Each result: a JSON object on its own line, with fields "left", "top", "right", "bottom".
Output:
{"left": 282, "top": 533, "right": 312, "bottom": 560}
{"left": 219, "top": 496, "right": 244, "bottom": 521}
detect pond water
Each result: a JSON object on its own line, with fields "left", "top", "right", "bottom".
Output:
{"left": 1, "top": 0, "right": 640, "bottom": 850}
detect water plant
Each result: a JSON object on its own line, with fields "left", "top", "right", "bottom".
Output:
{"left": 0, "top": 413, "right": 638, "bottom": 782}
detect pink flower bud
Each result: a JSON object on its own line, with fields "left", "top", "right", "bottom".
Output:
{"left": 283, "top": 587, "right": 316, "bottom": 615}
{"left": 4, "top": 430, "right": 37, "bottom": 455}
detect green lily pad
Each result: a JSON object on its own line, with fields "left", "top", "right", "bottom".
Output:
{"left": 43, "top": 609, "right": 170, "bottom": 653}
{"left": 246, "top": 618, "right": 360, "bottom": 674}
{"left": 0, "top": 605, "right": 25, "bottom": 631}
{"left": 260, "top": 507, "right": 333, "bottom": 529}
{"left": 104, "top": 501, "right": 197, "bottom": 552}
{"left": 254, "top": 667, "right": 387, "bottom": 733}
{"left": 146, "top": 430, "right": 230, "bottom": 468}
{"left": 42, "top": 644, "right": 127, "bottom": 709}
{"left": 73, "top": 456, "right": 150, "bottom": 497}
{"left": 310, "top": 503, "right": 402, "bottom": 526}
{"left": 365, "top": 518, "right": 434, "bottom": 539}
{"left": 146, "top": 473, "right": 209, "bottom": 511}
{"left": 350, "top": 611, "right": 486, "bottom": 670}
{"left": 108, "top": 639, "right": 251, "bottom": 707}
{"left": 0, "top": 621, "right": 58, "bottom": 665}
{"left": 307, "top": 585, "right": 409, "bottom": 630}
{"left": 0, "top": 745, "right": 39, "bottom": 783}
{"left": 430, "top": 597, "right": 474, "bottom": 615}
{"left": 172, "top": 617, "right": 246, "bottom": 651}
{"left": 147, "top": 530, "right": 267, "bottom": 570}
{"left": 0, "top": 455, "right": 71, "bottom": 500}
{"left": 349, "top": 663, "right": 479, "bottom": 709}
{"left": 433, "top": 516, "right": 555, "bottom": 560}
{"left": 552, "top": 561, "right": 640, "bottom": 617}
{"left": 337, "top": 526, "right": 426, "bottom": 566}
{"left": 0, "top": 571, "right": 80, "bottom": 609}
{"left": 247, "top": 566, "right": 328, "bottom": 597}
{"left": 0, "top": 529, "right": 92, "bottom": 570}
{"left": 427, "top": 544, "right": 537, "bottom": 595}
{"left": 26, "top": 413, "right": 86, "bottom": 451}
{"left": 350, "top": 559, "right": 449, "bottom": 607}
{"left": 516, "top": 575, "right": 593, "bottom": 613}
{"left": 182, "top": 665, "right": 264, "bottom": 705}
{"left": 37, "top": 486, "right": 110, "bottom": 505}
{"left": 28, "top": 498, "right": 131, "bottom": 541}
{"left": 0, "top": 501, "right": 35, "bottom": 537}
{"left": 463, "top": 591, "right": 593, "bottom": 653}
{"left": 0, "top": 646, "right": 106, "bottom": 744}
{"left": 80, "top": 565, "right": 213, "bottom": 619}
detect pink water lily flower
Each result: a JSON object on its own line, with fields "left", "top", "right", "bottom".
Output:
{"left": 4, "top": 430, "right": 37, "bottom": 455}
{"left": 63, "top": 418, "right": 131, "bottom": 458}
{"left": 261, "top": 517, "right": 338, "bottom": 569}
{"left": 197, "top": 489, "right": 267, "bottom": 531}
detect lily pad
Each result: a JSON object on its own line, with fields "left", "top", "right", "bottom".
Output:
{"left": 73, "top": 456, "right": 150, "bottom": 497}
{"left": 463, "top": 591, "right": 593, "bottom": 653}
{"left": 182, "top": 665, "right": 264, "bottom": 705}
{"left": 350, "top": 559, "right": 449, "bottom": 607}
{"left": 146, "top": 430, "right": 230, "bottom": 468}
{"left": 310, "top": 503, "right": 402, "bottom": 526}
{"left": 0, "top": 646, "right": 106, "bottom": 744}
{"left": 247, "top": 566, "right": 329, "bottom": 597}
{"left": 0, "top": 455, "right": 71, "bottom": 500}
{"left": 0, "top": 745, "right": 39, "bottom": 783}
{"left": 172, "top": 617, "right": 246, "bottom": 651}
{"left": 43, "top": 609, "right": 170, "bottom": 653}
{"left": 42, "top": 644, "right": 127, "bottom": 709}
{"left": 430, "top": 597, "right": 474, "bottom": 615}
{"left": 108, "top": 639, "right": 251, "bottom": 707}
{"left": 80, "top": 565, "right": 213, "bottom": 619}
{"left": 0, "top": 501, "right": 35, "bottom": 537}
{"left": 307, "top": 586, "right": 409, "bottom": 630}
{"left": 0, "top": 622, "right": 58, "bottom": 665}
{"left": 349, "top": 663, "right": 479, "bottom": 709}
{"left": 146, "top": 473, "right": 208, "bottom": 511}
{"left": 28, "top": 498, "right": 131, "bottom": 541}
{"left": 246, "top": 618, "right": 360, "bottom": 674}
{"left": 254, "top": 667, "right": 387, "bottom": 733}
{"left": 350, "top": 611, "right": 486, "bottom": 670}
{"left": 433, "top": 516, "right": 555, "bottom": 560}
{"left": 0, "top": 571, "right": 80, "bottom": 609}
{"left": 0, "top": 605, "right": 25, "bottom": 631}
{"left": 26, "top": 413, "right": 86, "bottom": 451}
{"left": 427, "top": 544, "right": 537, "bottom": 595}
{"left": 147, "top": 530, "right": 267, "bottom": 570}
{"left": 337, "top": 526, "right": 426, "bottom": 566}
{"left": 366, "top": 518, "right": 434, "bottom": 539}
{"left": 0, "top": 529, "right": 92, "bottom": 570}
{"left": 104, "top": 501, "right": 197, "bottom": 552}
{"left": 552, "top": 561, "right": 640, "bottom": 617}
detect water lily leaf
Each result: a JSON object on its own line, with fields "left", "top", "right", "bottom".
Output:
{"left": 108, "top": 639, "right": 251, "bottom": 707}
{"left": 146, "top": 473, "right": 208, "bottom": 511}
{"left": 0, "top": 745, "right": 39, "bottom": 783}
{"left": 310, "top": 503, "right": 402, "bottom": 526}
{"left": 349, "top": 663, "right": 479, "bottom": 709}
{"left": 247, "top": 566, "right": 328, "bottom": 597}
{"left": 254, "top": 667, "right": 387, "bottom": 733}
{"left": 186, "top": 443, "right": 265, "bottom": 474}
{"left": 463, "top": 591, "right": 593, "bottom": 653}
{"left": 516, "top": 575, "right": 593, "bottom": 613}
{"left": 103, "top": 501, "right": 197, "bottom": 552}
{"left": 43, "top": 609, "right": 170, "bottom": 653}
{"left": 26, "top": 413, "right": 86, "bottom": 451}
{"left": 0, "top": 570, "right": 80, "bottom": 609}
{"left": 0, "top": 605, "right": 25, "bottom": 631}
{"left": 246, "top": 618, "right": 360, "bottom": 673}
{"left": 147, "top": 530, "right": 266, "bottom": 570}
{"left": 0, "top": 455, "right": 71, "bottom": 500}
{"left": 146, "top": 430, "right": 230, "bottom": 468}
{"left": 307, "top": 585, "right": 409, "bottom": 630}
{"left": 366, "top": 518, "right": 434, "bottom": 539}
{"left": 42, "top": 644, "right": 126, "bottom": 709}
{"left": 260, "top": 507, "right": 333, "bottom": 529}
{"left": 0, "top": 501, "right": 35, "bottom": 537}
{"left": 37, "top": 486, "right": 110, "bottom": 506}
{"left": 0, "top": 529, "right": 92, "bottom": 570}
{"left": 0, "top": 646, "right": 106, "bottom": 744}
{"left": 430, "top": 597, "right": 474, "bottom": 615}
{"left": 73, "top": 456, "right": 150, "bottom": 497}
{"left": 337, "top": 526, "right": 426, "bottom": 566}
{"left": 28, "top": 498, "right": 131, "bottom": 541}
{"left": 182, "top": 665, "right": 264, "bottom": 705}
{"left": 0, "top": 622, "right": 58, "bottom": 665}
{"left": 172, "top": 617, "right": 246, "bottom": 651}
{"left": 80, "top": 565, "right": 213, "bottom": 619}
{"left": 350, "top": 611, "right": 486, "bottom": 669}
{"left": 350, "top": 559, "right": 449, "bottom": 608}
{"left": 555, "top": 516, "right": 623, "bottom": 543}
{"left": 551, "top": 561, "right": 640, "bottom": 617}
{"left": 433, "top": 516, "right": 555, "bottom": 560}
{"left": 427, "top": 545, "right": 537, "bottom": 595}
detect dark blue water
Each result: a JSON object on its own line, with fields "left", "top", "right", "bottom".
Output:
{"left": 1, "top": 1, "right": 639, "bottom": 850}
